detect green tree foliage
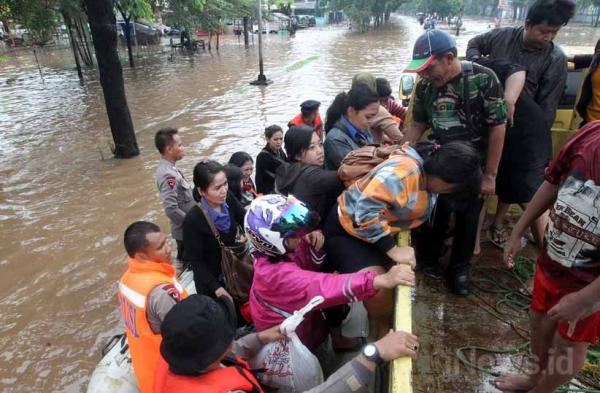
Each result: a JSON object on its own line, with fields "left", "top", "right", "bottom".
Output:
{"left": 271, "top": 0, "right": 293, "bottom": 15}
{"left": 331, "top": 0, "right": 404, "bottom": 31}
{"left": 414, "top": 0, "right": 461, "bottom": 17}
{"left": 114, "top": 0, "right": 153, "bottom": 67}
{"left": 7, "top": 0, "right": 61, "bottom": 43}
{"left": 162, "top": 0, "right": 205, "bottom": 30}
{"left": 163, "top": 0, "right": 252, "bottom": 33}
{"left": 4, "top": 0, "right": 91, "bottom": 45}
{"left": 115, "top": 0, "right": 153, "bottom": 22}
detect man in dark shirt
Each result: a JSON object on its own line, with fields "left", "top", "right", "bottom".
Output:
{"left": 402, "top": 29, "right": 507, "bottom": 296}
{"left": 466, "top": 0, "right": 575, "bottom": 126}
{"left": 466, "top": 0, "right": 575, "bottom": 250}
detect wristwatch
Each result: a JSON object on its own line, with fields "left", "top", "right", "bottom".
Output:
{"left": 362, "top": 343, "right": 385, "bottom": 366}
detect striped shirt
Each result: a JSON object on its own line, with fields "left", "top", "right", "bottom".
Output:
{"left": 338, "top": 145, "right": 435, "bottom": 250}
{"left": 384, "top": 98, "right": 407, "bottom": 120}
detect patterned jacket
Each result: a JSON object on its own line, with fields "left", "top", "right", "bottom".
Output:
{"left": 337, "top": 145, "right": 436, "bottom": 252}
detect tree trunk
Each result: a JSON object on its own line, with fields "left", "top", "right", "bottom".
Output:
{"left": 76, "top": 17, "right": 94, "bottom": 66}
{"left": 216, "top": 32, "right": 219, "bottom": 50}
{"left": 152, "top": 3, "right": 162, "bottom": 24}
{"left": 243, "top": 16, "right": 249, "bottom": 47}
{"left": 2, "top": 16, "right": 14, "bottom": 46}
{"left": 122, "top": 14, "right": 135, "bottom": 68}
{"left": 63, "top": 12, "right": 84, "bottom": 82}
{"left": 84, "top": 0, "right": 139, "bottom": 158}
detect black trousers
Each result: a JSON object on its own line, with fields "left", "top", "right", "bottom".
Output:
{"left": 416, "top": 194, "right": 484, "bottom": 276}
{"left": 176, "top": 240, "right": 184, "bottom": 262}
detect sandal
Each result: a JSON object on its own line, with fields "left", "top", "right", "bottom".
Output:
{"left": 489, "top": 226, "right": 510, "bottom": 249}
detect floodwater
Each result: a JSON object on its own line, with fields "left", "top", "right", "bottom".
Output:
{"left": 0, "top": 15, "right": 598, "bottom": 392}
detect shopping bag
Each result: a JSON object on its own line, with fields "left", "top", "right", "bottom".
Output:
{"left": 251, "top": 297, "right": 325, "bottom": 392}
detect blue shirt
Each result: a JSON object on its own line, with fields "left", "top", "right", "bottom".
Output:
{"left": 200, "top": 198, "right": 231, "bottom": 232}
{"left": 342, "top": 115, "right": 373, "bottom": 144}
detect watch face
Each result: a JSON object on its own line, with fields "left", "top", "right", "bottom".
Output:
{"left": 364, "top": 344, "right": 377, "bottom": 357}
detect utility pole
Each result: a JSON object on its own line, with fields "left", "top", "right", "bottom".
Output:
{"left": 250, "top": 0, "right": 272, "bottom": 85}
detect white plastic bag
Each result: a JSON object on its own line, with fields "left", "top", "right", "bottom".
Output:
{"left": 251, "top": 297, "right": 325, "bottom": 392}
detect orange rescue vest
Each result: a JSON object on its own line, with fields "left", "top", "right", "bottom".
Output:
{"left": 288, "top": 113, "right": 323, "bottom": 140}
{"left": 154, "top": 355, "right": 265, "bottom": 393}
{"left": 118, "top": 258, "right": 188, "bottom": 393}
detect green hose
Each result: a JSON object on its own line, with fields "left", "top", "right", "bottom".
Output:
{"left": 455, "top": 256, "right": 600, "bottom": 392}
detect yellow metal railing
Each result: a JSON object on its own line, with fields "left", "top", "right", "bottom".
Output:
{"left": 389, "top": 231, "right": 413, "bottom": 393}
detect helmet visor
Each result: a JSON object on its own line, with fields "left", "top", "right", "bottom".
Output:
{"left": 271, "top": 195, "right": 320, "bottom": 238}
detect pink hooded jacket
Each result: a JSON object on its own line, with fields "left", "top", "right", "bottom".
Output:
{"left": 249, "top": 238, "right": 379, "bottom": 350}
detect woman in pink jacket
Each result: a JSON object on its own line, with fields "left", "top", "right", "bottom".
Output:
{"left": 245, "top": 194, "right": 415, "bottom": 350}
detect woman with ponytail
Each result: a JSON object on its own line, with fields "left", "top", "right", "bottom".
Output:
{"left": 323, "top": 141, "right": 482, "bottom": 339}
{"left": 323, "top": 83, "right": 380, "bottom": 170}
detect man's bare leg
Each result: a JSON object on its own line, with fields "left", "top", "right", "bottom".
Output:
{"left": 529, "top": 332, "right": 589, "bottom": 393}
{"left": 520, "top": 202, "right": 548, "bottom": 250}
{"left": 492, "top": 200, "right": 511, "bottom": 230}
{"left": 493, "top": 311, "right": 556, "bottom": 391}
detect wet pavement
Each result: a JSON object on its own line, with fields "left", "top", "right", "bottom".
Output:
{"left": 1, "top": 14, "right": 599, "bottom": 392}
{"left": 412, "top": 243, "right": 533, "bottom": 393}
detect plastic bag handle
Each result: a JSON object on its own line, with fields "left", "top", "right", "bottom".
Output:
{"left": 280, "top": 296, "right": 324, "bottom": 336}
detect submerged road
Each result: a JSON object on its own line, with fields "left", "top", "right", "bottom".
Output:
{"left": 0, "top": 14, "right": 598, "bottom": 391}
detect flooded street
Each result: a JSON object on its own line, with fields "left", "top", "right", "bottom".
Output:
{"left": 0, "top": 14, "right": 598, "bottom": 391}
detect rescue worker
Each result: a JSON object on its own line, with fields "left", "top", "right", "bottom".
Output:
{"left": 155, "top": 294, "right": 419, "bottom": 392}
{"left": 117, "top": 221, "right": 188, "bottom": 393}
{"left": 289, "top": 100, "right": 324, "bottom": 139}
{"left": 402, "top": 29, "right": 507, "bottom": 295}
{"left": 155, "top": 128, "right": 195, "bottom": 263}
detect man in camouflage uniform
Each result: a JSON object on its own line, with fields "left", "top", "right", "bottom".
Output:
{"left": 402, "top": 29, "right": 507, "bottom": 295}
{"left": 155, "top": 128, "right": 195, "bottom": 265}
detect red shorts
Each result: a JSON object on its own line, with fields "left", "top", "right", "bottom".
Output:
{"left": 531, "top": 258, "right": 600, "bottom": 344}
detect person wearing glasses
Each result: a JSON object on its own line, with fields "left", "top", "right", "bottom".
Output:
{"left": 275, "top": 125, "right": 344, "bottom": 226}
{"left": 401, "top": 29, "right": 507, "bottom": 296}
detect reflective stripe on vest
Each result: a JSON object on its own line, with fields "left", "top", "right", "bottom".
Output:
{"left": 118, "top": 258, "right": 188, "bottom": 393}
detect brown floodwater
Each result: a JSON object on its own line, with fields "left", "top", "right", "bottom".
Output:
{"left": 0, "top": 15, "right": 597, "bottom": 392}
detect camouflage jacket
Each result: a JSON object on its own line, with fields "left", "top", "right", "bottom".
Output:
{"left": 412, "top": 62, "right": 507, "bottom": 151}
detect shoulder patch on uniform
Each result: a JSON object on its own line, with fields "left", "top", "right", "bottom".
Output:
{"left": 162, "top": 283, "right": 183, "bottom": 302}
{"left": 165, "top": 176, "right": 176, "bottom": 189}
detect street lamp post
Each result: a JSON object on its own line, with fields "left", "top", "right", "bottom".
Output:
{"left": 250, "top": 0, "right": 273, "bottom": 85}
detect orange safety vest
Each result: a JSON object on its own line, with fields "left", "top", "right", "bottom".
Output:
{"left": 288, "top": 113, "right": 323, "bottom": 140}
{"left": 118, "top": 258, "right": 188, "bottom": 393}
{"left": 154, "top": 355, "right": 265, "bottom": 393}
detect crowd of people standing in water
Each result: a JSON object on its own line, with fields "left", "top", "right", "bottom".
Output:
{"left": 111, "top": 0, "right": 600, "bottom": 391}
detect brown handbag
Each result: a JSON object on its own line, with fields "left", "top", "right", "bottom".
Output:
{"left": 200, "top": 207, "right": 254, "bottom": 305}
{"left": 337, "top": 144, "right": 403, "bottom": 187}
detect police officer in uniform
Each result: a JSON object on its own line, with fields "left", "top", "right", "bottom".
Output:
{"left": 155, "top": 128, "right": 195, "bottom": 264}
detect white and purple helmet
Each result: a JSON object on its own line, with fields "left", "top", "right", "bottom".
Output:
{"left": 244, "top": 194, "right": 319, "bottom": 257}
